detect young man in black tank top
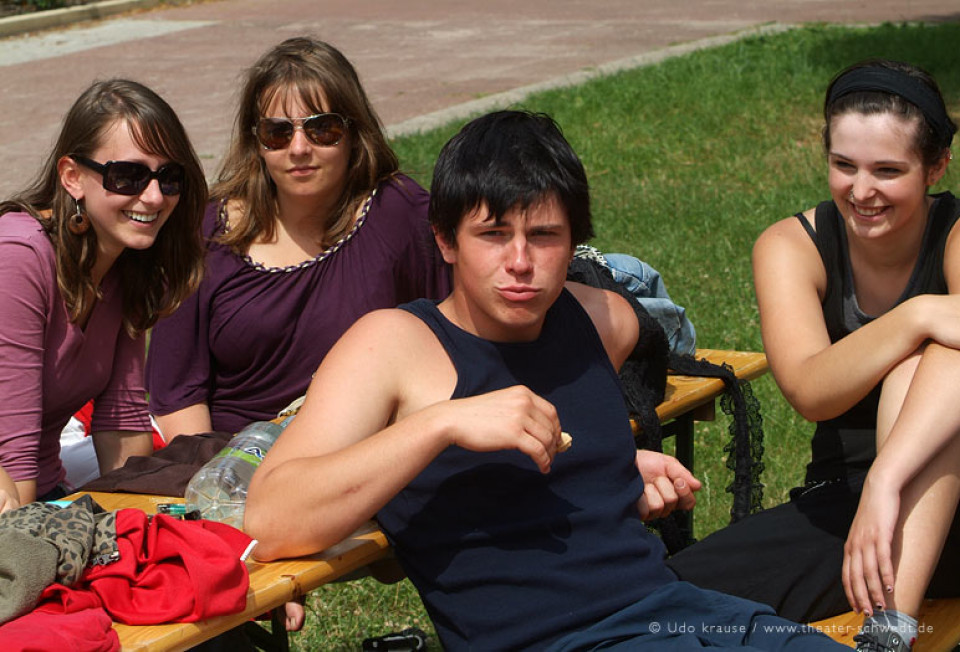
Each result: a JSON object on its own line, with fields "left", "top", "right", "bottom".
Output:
{"left": 245, "top": 111, "right": 846, "bottom": 650}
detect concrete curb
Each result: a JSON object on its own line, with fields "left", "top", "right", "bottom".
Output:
{"left": 386, "top": 23, "right": 795, "bottom": 138}
{"left": 0, "top": 0, "right": 158, "bottom": 39}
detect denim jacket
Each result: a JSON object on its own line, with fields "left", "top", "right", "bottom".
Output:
{"left": 575, "top": 247, "right": 696, "bottom": 356}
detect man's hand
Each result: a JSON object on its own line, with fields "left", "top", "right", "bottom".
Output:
{"left": 635, "top": 450, "right": 701, "bottom": 521}
{"left": 445, "top": 386, "right": 562, "bottom": 474}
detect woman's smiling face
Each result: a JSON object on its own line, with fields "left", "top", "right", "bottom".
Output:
{"left": 827, "top": 111, "right": 944, "bottom": 241}
{"left": 64, "top": 119, "right": 179, "bottom": 268}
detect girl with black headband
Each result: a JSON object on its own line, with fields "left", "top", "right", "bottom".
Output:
{"left": 668, "top": 59, "right": 959, "bottom": 652}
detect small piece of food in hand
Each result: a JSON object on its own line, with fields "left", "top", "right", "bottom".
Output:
{"left": 558, "top": 431, "right": 573, "bottom": 452}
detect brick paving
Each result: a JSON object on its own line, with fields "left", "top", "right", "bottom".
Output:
{"left": 0, "top": 0, "right": 957, "bottom": 196}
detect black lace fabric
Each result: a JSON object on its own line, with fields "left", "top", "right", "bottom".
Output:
{"left": 668, "top": 354, "right": 766, "bottom": 524}
{"left": 721, "top": 378, "right": 766, "bottom": 519}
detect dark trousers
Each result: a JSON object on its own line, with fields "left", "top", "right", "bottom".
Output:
{"left": 666, "top": 479, "right": 960, "bottom": 623}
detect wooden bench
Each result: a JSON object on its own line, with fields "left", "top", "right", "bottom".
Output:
{"left": 68, "top": 491, "right": 392, "bottom": 651}
{"left": 85, "top": 352, "right": 766, "bottom": 650}
{"left": 810, "top": 598, "right": 960, "bottom": 650}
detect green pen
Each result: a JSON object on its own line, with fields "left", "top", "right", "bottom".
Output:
{"left": 157, "top": 503, "right": 187, "bottom": 515}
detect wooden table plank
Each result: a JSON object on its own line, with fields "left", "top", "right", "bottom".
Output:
{"left": 810, "top": 598, "right": 960, "bottom": 650}
{"left": 658, "top": 349, "right": 768, "bottom": 423}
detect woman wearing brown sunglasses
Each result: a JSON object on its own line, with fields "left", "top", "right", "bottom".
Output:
{"left": 147, "top": 38, "right": 449, "bottom": 632}
{"left": 0, "top": 79, "right": 206, "bottom": 505}
{"left": 146, "top": 37, "right": 449, "bottom": 448}
{"left": 147, "top": 36, "right": 449, "bottom": 440}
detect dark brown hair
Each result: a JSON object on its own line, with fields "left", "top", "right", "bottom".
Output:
{"left": 823, "top": 59, "right": 956, "bottom": 170}
{"left": 430, "top": 111, "right": 593, "bottom": 247}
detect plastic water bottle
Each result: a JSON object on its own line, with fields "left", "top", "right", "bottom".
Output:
{"left": 184, "top": 420, "right": 284, "bottom": 530}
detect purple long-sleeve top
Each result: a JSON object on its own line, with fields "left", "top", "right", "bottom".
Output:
{"left": 0, "top": 212, "right": 151, "bottom": 496}
{"left": 146, "top": 175, "right": 451, "bottom": 434}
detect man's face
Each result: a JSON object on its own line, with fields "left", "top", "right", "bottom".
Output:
{"left": 436, "top": 194, "right": 574, "bottom": 342}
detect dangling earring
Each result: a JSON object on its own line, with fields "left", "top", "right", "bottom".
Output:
{"left": 68, "top": 199, "right": 90, "bottom": 235}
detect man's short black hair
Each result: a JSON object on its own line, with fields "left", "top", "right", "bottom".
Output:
{"left": 429, "top": 110, "right": 594, "bottom": 246}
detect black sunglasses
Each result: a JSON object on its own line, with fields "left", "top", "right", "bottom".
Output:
{"left": 70, "top": 154, "right": 184, "bottom": 196}
{"left": 253, "top": 113, "right": 350, "bottom": 150}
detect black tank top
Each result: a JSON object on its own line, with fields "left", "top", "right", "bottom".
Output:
{"left": 796, "top": 191, "right": 960, "bottom": 483}
{"left": 377, "top": 290, "right": 675, "bottom": 650}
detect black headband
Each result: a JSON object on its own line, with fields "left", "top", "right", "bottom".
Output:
{"left": 828, "top": 66, "right": 956, "bottom": 147}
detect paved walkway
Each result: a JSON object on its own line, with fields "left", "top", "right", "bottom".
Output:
{"left": 1, "top": 0, "right": 958, "bottom": 196}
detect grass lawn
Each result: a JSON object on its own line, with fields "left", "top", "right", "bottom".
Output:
{"left": 288, "top": 21, "right": 960, "bottom": 650}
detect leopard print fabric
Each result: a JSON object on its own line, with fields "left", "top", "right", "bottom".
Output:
{"left": 0, "top": 494, "right": 118, "bottom": 586}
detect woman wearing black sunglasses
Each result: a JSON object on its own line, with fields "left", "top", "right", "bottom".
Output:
{"left": 0, "top": 79, "right": 206, "bottom": 505}
{"left": 146, "top": 37, "right": 450, "bottom": 450}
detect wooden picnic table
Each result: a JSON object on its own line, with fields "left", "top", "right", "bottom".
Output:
{"left": 75, "top": 348, "right": 769, "bottom": 651}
